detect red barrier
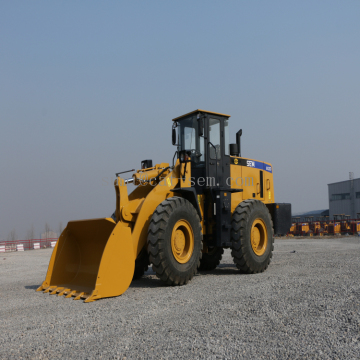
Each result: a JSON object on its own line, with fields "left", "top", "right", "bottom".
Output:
{"left": 0, "top": 238, "right": 58, "bottom": 252}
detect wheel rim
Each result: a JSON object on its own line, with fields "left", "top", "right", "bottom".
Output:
{"left": 251, "top": 219, "right": 268, "bottom": 256}
{"left": 171, "top": 219, "right": 194, "bottom": 263}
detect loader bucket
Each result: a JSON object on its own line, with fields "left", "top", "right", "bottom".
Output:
{"left": 37, "top": 218, "right": 135, "bottom": 302}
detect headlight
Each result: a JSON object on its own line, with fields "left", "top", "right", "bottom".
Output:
{"left": 180, "top": 152, "right": 185, "bottom": 163}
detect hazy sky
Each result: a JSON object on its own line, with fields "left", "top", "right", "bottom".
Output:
{"left": 1, "top": 1, "right": 359, "bottom": 240}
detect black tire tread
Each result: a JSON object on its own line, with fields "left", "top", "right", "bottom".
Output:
{"left": 147, "top": 197, "right": 202, "bottom": 286}
{"left": 231, "top": 199, "right": 274, "bottom": 274}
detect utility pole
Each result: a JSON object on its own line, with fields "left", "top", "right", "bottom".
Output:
{"left": 350, "top": 172, "right": 355, "bottom": 218}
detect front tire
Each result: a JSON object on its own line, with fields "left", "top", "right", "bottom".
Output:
{"left": 231, "top": 200, "right": 274, "bottom": 274}
{"left": 147, "top": 197, "right": 202, "bottom": 285}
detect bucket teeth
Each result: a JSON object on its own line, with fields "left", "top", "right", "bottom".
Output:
{"left": 74, "top": 292, "right": 85, "bottom": 300}
{"left": 84, "top": 295, "right": 93, "bottom": 303}
{"left": 38, "top": 287, "right": 90, "bottom": 301}
{"left": 50, "top": 287, "right": 64, "bottom": 295}
{"left": 44, "top": 286, "right": 57, "bottom": 293}
{"left": 58, "top": 288, "right": 71, "bottom": 296}
{"left": 65, "top": 290, "right": 77, "bottom": 298}
{"left": 84, "top": 290, "right": 99, "bottom": 303}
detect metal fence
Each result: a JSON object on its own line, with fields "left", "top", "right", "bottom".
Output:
{"left": 0, "top": 238, "right": 58, "bottom": 252}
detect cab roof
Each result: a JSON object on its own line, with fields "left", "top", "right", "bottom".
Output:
{"left": 172, "top": 109, "right": 231, "bottom": 121}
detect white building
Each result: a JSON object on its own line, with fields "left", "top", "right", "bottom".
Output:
{"left": 328, "top": 177, "right": 360, "bottom": 219}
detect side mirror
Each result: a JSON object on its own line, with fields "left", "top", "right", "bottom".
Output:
{"left": 198, "top": 118, "right": 204, "bottom": 137}
{"left": 172, "top": 128, "right": 176, "bottom": 145}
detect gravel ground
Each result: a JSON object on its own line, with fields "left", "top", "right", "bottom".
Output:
{"left": 0, "top": 237, "right": 360, "bottom": 359}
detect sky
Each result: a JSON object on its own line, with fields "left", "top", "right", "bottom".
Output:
{"left": 1, "top": 1, "right": 359, "bottom": 240}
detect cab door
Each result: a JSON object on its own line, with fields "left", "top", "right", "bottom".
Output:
{"left": 205, "top": 116, "right": 230, "bottom": 189}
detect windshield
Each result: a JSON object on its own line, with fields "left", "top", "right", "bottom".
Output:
{"left": 177, "top": 117, "right": 204, "bottom": 163}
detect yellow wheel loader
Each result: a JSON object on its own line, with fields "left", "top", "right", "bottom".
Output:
{"left": 37, "top": 110, "right": 291, "bottom": 302}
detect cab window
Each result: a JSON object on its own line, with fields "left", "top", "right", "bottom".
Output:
{"left": 178, "top": 117, "right": 204, "bottom": 163}
{"left": 224, "top": 119, "right": 230, "bottom": 156}
{"left": 209, "top": 118, "right": 221, "bottom": 159}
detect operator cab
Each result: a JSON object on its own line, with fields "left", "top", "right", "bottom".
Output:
{"left": 172, "top": 109, "right": 239, "bottom": 192}
{"left": 172, "top": 109, "right": 243, "bottom": 247}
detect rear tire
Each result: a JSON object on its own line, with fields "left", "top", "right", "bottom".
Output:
{"left": 231, "top": 199, "right": 274, "bottom": 274}
{"left": 147, "top": 197, "right": 202, "bottom": 285}
{"left": 198, "top": 247, "right": 224, "bottom": 271}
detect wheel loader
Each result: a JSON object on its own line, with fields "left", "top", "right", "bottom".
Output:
{"left": 37, "top": 110, "right": 291, "bottom": 302}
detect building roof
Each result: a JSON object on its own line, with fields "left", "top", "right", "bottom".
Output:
{"left": 295, "top": 209, "right": 329, "bottom": 217}
{"left": 328, "top": 178, "right": 360, "bottom": 186}
{"left": 172, "top": 109, "right": 231, "bottom": 121}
